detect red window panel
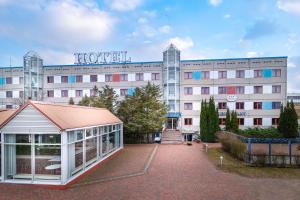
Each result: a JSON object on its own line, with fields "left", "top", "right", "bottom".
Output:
{"left": 112, "top": 74, "right": 120, "bottom": 82}
{"left": 219, "top": 118, "right": 226, "bottom": 125}
{"left": 227, "top": 86, "right": 235, "bottom": 94}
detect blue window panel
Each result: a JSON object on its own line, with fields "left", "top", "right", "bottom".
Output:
{"left": 128, "top": 88, "right": 135, "bottom": 96}
{"left": 192, "top": 71, "right": 201, "bottom": 80}
{"left": 69, "top": 75, "right": 76, "bottom": 83}
{"left": 262, "top": 102, "right": 272, "bottom": 110}
{"left": 263, "top": 69, "right": 272, "bottom": 78}
{"left": 0, "top": 77, "right": 5, "bottom": 85}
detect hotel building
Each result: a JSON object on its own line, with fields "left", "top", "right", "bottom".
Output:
{"left": 0, "top": 45, "right": 287, "bottom": 134}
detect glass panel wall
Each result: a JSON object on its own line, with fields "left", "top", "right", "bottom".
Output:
{"left": 4, "top": 134, "right": 32, "bottom": 180}
{"left": 67, "top": 123, "right": 122, "bottom": 179}
{"left": 34, "top": 134, "right": 61, "bottom": 180}
{"left": 3, "top": 134, "right": 62, "bottom": 181}
{"left": 68, "top": 130, "right": 84, "bottom": 177}
{"left": 85, "top": 128, "right": 97, "bottom": 167}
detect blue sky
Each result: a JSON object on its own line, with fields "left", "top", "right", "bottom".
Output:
{"left": 0, "top": 0, "right": 300, "bottom": 92}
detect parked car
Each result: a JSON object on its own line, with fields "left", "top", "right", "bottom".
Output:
{"left": 154, "top": 132, "right": 161, "bottom": 143}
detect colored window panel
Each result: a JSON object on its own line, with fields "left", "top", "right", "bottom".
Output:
{"left": 262, "top": 102, "right": 272, "bottom": 110}
{"left": 128, "top": 88, "right": 135, "bottom": 96}
{"left": 192, "top": 71, "right": 201, "bottom": 80}
{"left": 0, "top": 77, "right": 5, "bottom": 85}
{"left": 69, "top": 75, "right": 76, "bottom": 83}
{"left": 112, "top": 74, "right": 120, "bottom": 82}
{"left": 262, "top": 69, "right": 272, "bottom": 78}
{"left": 227, "top": 86, "right": 235, "bottom": 94}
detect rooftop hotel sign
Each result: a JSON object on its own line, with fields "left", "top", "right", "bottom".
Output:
{"left": 74, "top": 51, "right": 131, "bottom": 65}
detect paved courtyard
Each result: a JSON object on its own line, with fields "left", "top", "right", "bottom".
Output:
{"left": 0, "top": 143, "right": 300, "bottom": 200}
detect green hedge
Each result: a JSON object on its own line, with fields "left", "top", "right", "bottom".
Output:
{"left": 218, "top": 133, "right": 246, "bottom": 161}
{"left": 237, "top": 127, "right": 283, "bottom": 138}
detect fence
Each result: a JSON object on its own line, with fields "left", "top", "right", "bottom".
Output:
{"left": 218, "top": 131, "right": 300, "bottom": 167}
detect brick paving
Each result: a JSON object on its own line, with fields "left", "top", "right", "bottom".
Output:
{"left": 0, "top": 143, "right": 300, "bottom": 200}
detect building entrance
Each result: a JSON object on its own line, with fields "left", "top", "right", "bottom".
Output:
{"left": 166, "top": 118, "right": 178, "bottom": 130}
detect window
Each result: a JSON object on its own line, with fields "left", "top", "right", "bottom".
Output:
{"left": 90, "top": 75, "right": 97, "bottom": 82}
{"left": 105, "top": 74, "right": 112, "bottom": 82}
{"left": 76, "top": 90, "right": 83, "bottom": 97}
{"left": 218, "top": 87, "right": 227, "bottom": 94}
{"left": 272, "top": 102, "right": 281, "bottom": 109}
{"left": 61, "top": 76, "right": 68, "bottom": 83}
{"left": 47, "top": 90, "right": 54, "bottom": 97}
{"left": 254, "top": 102, "right": 262, "bottom": 109}
{"left": 272, "top": 69, "right": 281, "bottom": 77}
{"left": 136, "top": 73, "right": 144, "bottom": 81}
{"left": 120, "top": 74, "right": 128, "bottom": 81}
{"left": 254, "top": 86, "right": 263, "bottom": 94}
{"left": 19, "top": 77, "right": 24, "bottom": 84}
{"left": 272, "top": 85, "right": 281, "bottom": 93}
{"left": 151, "top": 73, "right": 160, "bottom": 80}
{"left": 202, "top": 71, "right": 210, "bottom": 79}
{"left": 236, "top": 70, "right": 245, "bottom": 78}
{"left": 235, "top": 86, "right": 245, "bottom": 94}
{"left": 184, "top": 118, "right": 192, "bottom": 125}
{"left": 218, "top": 102, "right": 227, "bottom": 109}
{"left": 238, "top": 118, "right": 244, "bottom": 125}
{"left": 90, "top": 89, "right": 97, "bottom": 97}
{"left": 76, "top": 75, "right": 83, "bottom": 83}
{"left": 120, "top": 89, "right": 128, "bottom": 96}
{"left": 201, "top": 87, "right": 210, "bottom": 95}
{"left": 47, "top": 76, "right": 54, "bottom": 83}
{"left": 236, "top": 102, "right": 244, "bottom": 110}
{"left": 19, "top": 91, "right": 24, "bottom": 98}
{"left": 184, "top": 87, "right": 193, "bottom": 95}
{"left": 219, "top": 118, "right": 226, "bottom": 125}
{"left": 6, "top": 91, "right": 12, "bottom": 98}
{"left": 254, "top": 70, "right": 262, "bottom": 78}
{"left": 272, "top": 118, "right": 279, "bottom": 125}
{"left": 184, "top": 103, "right": 193, "bottom": 110}
{"left": 184, "top": 72, "right": 192, "bottom": 79}
{"left": 6, "top": 105, "right": 12, "bottom": 109}
{"left": 254, "top": 118, "right": 262, "bottom": 126}
{"left": 218, "top": 71, "right": 227, "bottom": 79}
{"left": 6, "top": 77, "right": 12, "bottom": 84}
{"left": 61, "top": 90, "right": 68, "bottom": 97}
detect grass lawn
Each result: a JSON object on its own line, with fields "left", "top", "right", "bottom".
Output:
{"left": 207, "top": 147, "right": 300, "bottom": 179}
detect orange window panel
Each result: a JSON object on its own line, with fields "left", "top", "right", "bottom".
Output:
{"left": 112, "top": 74, "right": 120, "bottom": 82}
{"left": 227, "top": 86, "right": 235, "bottom": 94}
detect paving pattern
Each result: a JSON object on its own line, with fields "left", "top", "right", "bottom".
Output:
{"left": 0, "top": 143, "right": 300, "bottom": 200}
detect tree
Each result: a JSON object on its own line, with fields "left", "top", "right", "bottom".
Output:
{"left": 230, "top": 111, "right": 239, "bottom": 133}
{"left": 68, "top": 97, "right": 75, "bottom": 105}
{"left": 117, "top": 82, "right": 167, "bottom": 143}
{"left": 77, "top": 85, "right": 119, "bottom": 114}
{"left": 200, "top": 97, "right": 219, "bottom": 142}
{"left": 225, "top": 108, "right": 231, "bottom": 131}
{"left": 278, "top": 101, "right": 299, "bottom": 138}
{"left": 78, "top": 95, "right": 91, "bottom": 106}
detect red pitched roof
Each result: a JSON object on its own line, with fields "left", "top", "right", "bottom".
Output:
{"left": 1, "top": 101, "right": 122, "bottom": 131}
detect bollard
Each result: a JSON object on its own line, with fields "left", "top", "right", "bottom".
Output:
{"left": 220, "top": 155, "right": 224, "bottom": 167}
{"left": 205, "top": 143, "right": 208, "bottom": 153}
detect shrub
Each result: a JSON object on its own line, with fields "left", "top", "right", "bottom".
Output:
{"left": 218, "top": 132, "right": 246, "bottom": 161}
{"left": 237, "top": 127, "right": 283, "bottom": 138}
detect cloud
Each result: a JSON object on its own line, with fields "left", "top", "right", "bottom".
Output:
{"left": 208, "top": 0, "right": 223, "bottom": 6}
{"left": 159, "top": 25, "right": 171, "bottom": 34}
{"left": 277, "top": 0, "right": 300, "bottom": 16}
{"left": 243, "top": 19, "right": 278, "bottom": 40}
{"left": 246, "top": 51, "right": 259, "bottom": 58}
{"left": 0, "top": 0, "right": 116, "bottom": 49}
{"left": 105, "top": 0, "right": 143, "bottom": 12}
{"left": 287, "top": 56, "right": 300, "bottom": 92}
{"left": 224, "top": 14, "right": 231, "bottom": 19}
{"left": 167, "top": 37, "right": 194, "bottom": 50}
{"left": 38, "top": 49, "right": 74, "bottom": 65}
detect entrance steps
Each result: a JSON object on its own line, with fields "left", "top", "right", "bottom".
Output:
{"left": 161, "top": 130, "right": 183, "bottom": 144}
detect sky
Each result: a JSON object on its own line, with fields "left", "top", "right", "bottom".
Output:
{"left": 0, "top": 0, "right": 300, "bottom": 92}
